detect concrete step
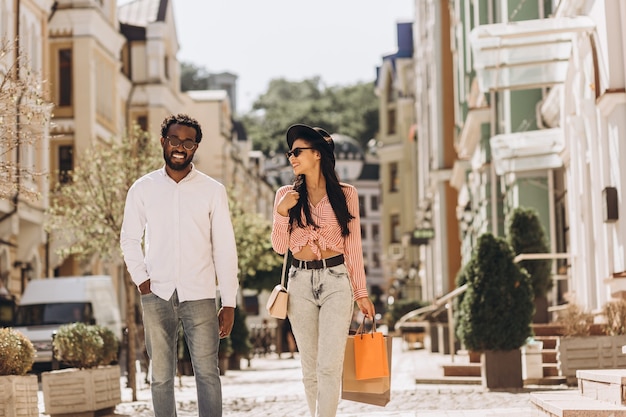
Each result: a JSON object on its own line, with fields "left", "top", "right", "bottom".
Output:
{"left": 531, "top": 390, "right": 626, "bottom": 416}
{"left": 536, "top": 336, "right": 559, "bottom": 350}
{"left": 544, "top": 363, "right": 560, "bottom": 377}
{"left": 442, "top": 363, "right": 481, "bottom": 377}
{"left": 577, "top": 369, "right": 626, "bottom": 406}
{"left": 543, "top": 349, "right": 557, "bottom": 363}
{"left": 414, "top": 375, "right": 481, "bottom": 385}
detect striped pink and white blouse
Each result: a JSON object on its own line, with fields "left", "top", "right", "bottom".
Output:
{"left": 271, "top": 183, "right": 368, "bottom": 300}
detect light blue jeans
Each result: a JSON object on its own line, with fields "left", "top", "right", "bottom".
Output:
{"left": 287, "top": 263, "right": 354, "bottom": 417}
{"left": 141, "top": 290, "right": 222, "bottom": 417}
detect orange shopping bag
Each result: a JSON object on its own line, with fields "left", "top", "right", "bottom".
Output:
{"left": 353, "top": 318, "right": 389, "bottom": 380}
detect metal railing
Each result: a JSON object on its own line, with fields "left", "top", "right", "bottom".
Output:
{"left": 395, "top": 252, "right": 571, "bottom": 362}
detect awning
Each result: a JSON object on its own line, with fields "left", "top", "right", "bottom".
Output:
{"left": 490, "top": 128, "right": 564, "bottom": 175}
{"left": 457, "top": 107, "right": 490, "bottom": 159}
{"left": 470, "top": 16, "right": 595, "bottom": 93}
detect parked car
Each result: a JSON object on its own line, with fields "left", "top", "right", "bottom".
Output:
{"left": 13, "top": 276, "right": 123, "bottom": 371}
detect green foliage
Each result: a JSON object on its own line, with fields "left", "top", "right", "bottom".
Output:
{"left": 385, "top": 298, "right": 429, "bottom": 330}
{"left": 228, "top": 189, "right": 284, "bottom": 292}
{"left": 45, "top": 125, "right": 161, "bottom": 262}
{"left": 180, "top": 61, "right": 210, "bottom": 91}
{"left": 241, "top": 77, "right": 378, "bottom": 154}
{"left": 229, "top": 307, "right": 252, "bottom": 357}
{"left": 53, "top": 323, "right": 119, "bottom": 369}
{"left": 507, "top": 207, "right": 553, "bottom": 297}
{"left": 218, "top": 336, "right": 233, "bottom": 359}
{"left": 0, "top": 328, "right": 35, "bottom": 375}
{"left": 453, "top": 263, "right": 469, "bottom": 340}
{"left": 457, "top": 233, "right": 535, "bottom": 351}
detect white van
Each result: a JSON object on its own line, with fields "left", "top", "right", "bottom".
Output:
{"left": 13, "top": 276, "right": 123, "bottom": 369}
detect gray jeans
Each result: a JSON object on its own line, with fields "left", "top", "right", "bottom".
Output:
{"left": 286, "top": 263, "right": 354, "bottom": 417}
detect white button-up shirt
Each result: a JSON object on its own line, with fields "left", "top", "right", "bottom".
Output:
{"left": 120, "top": 165, "right": 239, "bottom": 307}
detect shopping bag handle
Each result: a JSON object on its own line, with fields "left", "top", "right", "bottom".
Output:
{"left": 356, "top": 316, "right": 377, "bottom": 339}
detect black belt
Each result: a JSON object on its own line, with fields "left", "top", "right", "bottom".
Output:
{"left": 292, "top": 254, "right": 344, "bottom": 270}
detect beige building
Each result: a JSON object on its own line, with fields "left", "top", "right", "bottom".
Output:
{"left": 0, "top": 0, "right": 54, "bottom": 302}
{"left": 375, "top": 22, "right": 421, "bottom": 302}
{"left": 1, "top": 0, "right": 273, "bottom": 308}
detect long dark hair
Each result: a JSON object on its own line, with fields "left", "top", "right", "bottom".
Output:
{"left": 288, "top": 139, "right": 354, "bottom": 236}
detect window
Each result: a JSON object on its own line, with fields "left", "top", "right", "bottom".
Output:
{"left": 58, "top": 49, "right": 72, "bottom": 106}
{"left": 372, "top": 252, "right": 381, "bottom": 269}
{"left": 390, "top": 214, "right": 401, "bottom": 243}
{"left": 137, "top": 116, "right": 148, "bottom": 131}
{"left": 387, "top": 108, "right": 396, "bottom": 134}
{"left": 58, "top": 145, "right": 73, "bottom": 183}
{"left": 389, "top": 163, "right": 399, "bottom": 192}
{"left": 358, "top": 195, "right": 366, "bottom": 217}
{"left": 360, "top": 225, "right": 366, "bottom": 239}
{"left": 372, "top": 224, "right": 380, "bottom": 241}
{"left": 371, "top": 195, "right": 379, "bottom": 211}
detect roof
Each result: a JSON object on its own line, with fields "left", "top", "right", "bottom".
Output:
{"left": 358, "top": 163, "right": 379, "bottom": 181}
{"left": 118, "top": 0, "right": 168, "bottom": 27}
{"left": 332, "top": 133, "right": 365, "bottom": 162}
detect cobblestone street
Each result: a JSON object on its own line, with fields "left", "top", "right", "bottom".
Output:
{"left": 36, "top": 335, "right": 574, "bottom": 417}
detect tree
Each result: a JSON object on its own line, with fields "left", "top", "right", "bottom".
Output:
{"left": 241, "top": 77, "right": 379, "bottom": 154}
{"left": 0, "top": 38, "right": 51, "bottom": 201}
{"left": 228, "top": 189, "right": 284, "bottom": 292}
{"left": 45, "top": 126, "right": 162, "bottom": 400}
{"left": 180, "top": 61, "right": 210, "bottom": 92}
{"left": 507, "top": 207, "right": 553, "bottom": 298}
{"left": 457, "top": 233, "right": 534, "bottom": 352}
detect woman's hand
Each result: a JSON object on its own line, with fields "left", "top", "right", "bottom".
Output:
{"left": 277, "top": 190, "right": 299, "bottom": 216}
{"left": 355, "top": 296, "right": 375, "bottom": 319}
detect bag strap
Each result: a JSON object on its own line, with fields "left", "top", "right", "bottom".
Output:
{"left": 356, "top": 316, "right": 377, "bottom": 339}
{"left": 280, "top": 251, "right": 289, "bottom": 287}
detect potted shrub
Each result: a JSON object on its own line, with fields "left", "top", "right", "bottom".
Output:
{"left": 41, "top": 323, "right": 121, "bottom": 416}
{"left": 228, "top": 307, "right": 252, "bottom": 370}
{"left": 507, "top": 207, "right": 553, "bottom": 323}
{"left": 457, "top": 233, "right": 535, "bottom": 389}
{"left": 0, "top": 328, "right": 38, "bottom": 417}
{"left": 218, "top": 335, "right": 233, "bottom": 375}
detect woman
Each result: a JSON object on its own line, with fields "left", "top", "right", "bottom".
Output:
{"left": 271, "top": 124, "right": 375, "bottom": 417}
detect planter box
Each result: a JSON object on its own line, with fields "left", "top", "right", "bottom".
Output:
{"left": 42, "top": 365, "right": 121, "bottom": 416}
{"left": 557, "top": 335, "right": 626, "bottom": 384}
{"left": 481, "top": 349, "right": 523, "bottom": 389}
{"left": 0, "top": 375, "right": 39, "bottom": 417}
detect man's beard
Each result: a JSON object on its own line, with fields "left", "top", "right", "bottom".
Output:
{"left": 164, "top": 149, "right": 192, "bottom": 171}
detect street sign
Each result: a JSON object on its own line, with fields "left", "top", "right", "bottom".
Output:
{"left": 411, "top": 228, "right": 434, "bottom": 245}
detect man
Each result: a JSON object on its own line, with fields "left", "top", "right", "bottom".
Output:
{"left": 121, "top": 113, "right": 238, "bottom": 417}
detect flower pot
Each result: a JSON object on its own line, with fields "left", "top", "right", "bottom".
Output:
{"left": 481, "top": 349, "right": 523, "bottom": 389}
{"left": 42, "top": 365, "right": 121, "bottom": 416}
{"left": 557, "top": 335, "right": 626, "bottom": 385}
{"left": 0, "top": 375, "right": 39, "bottom": 417}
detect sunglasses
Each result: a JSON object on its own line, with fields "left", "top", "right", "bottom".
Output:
{"left": 285, "top": 147, "right": 314, "bottom": 158}
{"left": 165, "top": 135, "right": 198, "bottom": 150}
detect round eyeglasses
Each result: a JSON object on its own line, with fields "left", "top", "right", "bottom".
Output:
{"left": 166, "top": 136, "right": 198, "bottom": 150}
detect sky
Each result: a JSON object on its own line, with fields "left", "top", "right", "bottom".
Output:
{"left": 170, "top": 1, "right": 415, "bottom": 114}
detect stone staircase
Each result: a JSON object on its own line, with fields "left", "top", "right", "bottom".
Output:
{"left": 531, "top": 369, "right": 626, "bottom": 416}
{"left": 433, "top": 323, "right": 567, "bottom": 386}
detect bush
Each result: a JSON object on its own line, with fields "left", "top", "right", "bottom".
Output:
{"left": 53, "top": 323, "right": 119, "bottom": 369}
{"left": 556, "top": 303, "right": 594, "bottom": 337}
{"left": 230, "top": 307, "right": 252, "bottom": 358}
{"left": 602, "top": 299, "right": 626, "bottom": 336}
{"left": 0, "top": 328, "right": 35, "bottom": 375}
{"left": 507, "top": 207, "right": 553, "bottom": 298}
{"left": 385, "top": 298, "right": 429, "bottom": 331}
{"left": 457, "top": 233, "right": 534, "bottom": 351}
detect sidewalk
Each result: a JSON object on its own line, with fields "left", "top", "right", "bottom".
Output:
{"left": 39, "top": 336, "right": 572, "bottom": 416}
